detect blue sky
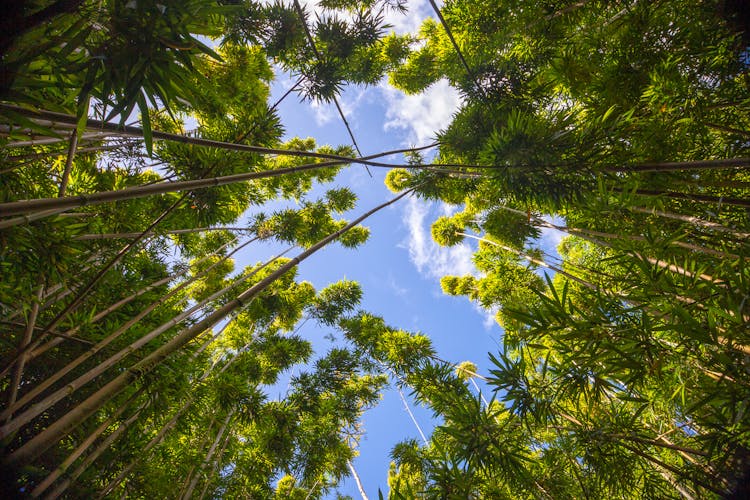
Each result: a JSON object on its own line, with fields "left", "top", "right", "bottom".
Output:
{"left": 222, "top": 1, "right": 565, "bottom": 495}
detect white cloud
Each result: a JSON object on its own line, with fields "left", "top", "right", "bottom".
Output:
{"left": 387, "top": 272, "right": 409, "bottom": 297}
{"left": 381, "top": 79, "right": 462, "bottom": 146}
{"left": 384, "top": 0, "right": 433, "bottom": 35}
{"left": 538, "top": 215, "right": 567, "bottom": 257}
{"left": 400, "top": 197, "right": 502, "bottom": 329}
{"left": 401, "top": 197, "right": 475, "bottom": 280}
{"left": 309, "top": 100, "right": 336, "bottom": 126}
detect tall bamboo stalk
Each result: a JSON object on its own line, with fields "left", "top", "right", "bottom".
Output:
{"left": 5, "top": 283, "right": 44, "bottom": 423}
{"left": 180, "top": 411, "right": 233, "bottom": 500}
{"left": 458, "top": 232, "right": 599, "bottom": 290}
{"left": 0, "top": 238, "right": 271, "bottom": 437}
{"left": 3, "top": 187, "right": 415, "bottom": 466}
{"left": 196, "top": 429, "right": 232, "bottom": 500}
{"left": 97, "top": 339, "right": 254, "bottom": 498}
{"left": 75, "top": 226, "right": 253, "bottom": 240}
{"left": 347, "top": 460, "right": 370, "bottom": 500}
{"left": 0, "top": 238, "right": 237, "bottom": 383}
{"left": 29, "top": 387, "right": 146, "bottom": 497}
{"left": 628, "top": 205, "right": 750, "bottom": 239}
{"left": 0, "top": 145, "right": 433, "bottom": 221}
{"left": 41, "top": 404, "right": 147, "bottom": 499}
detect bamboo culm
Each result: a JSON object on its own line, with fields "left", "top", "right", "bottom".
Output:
{"left": 0, "top": 237, "right": 244, "bottom": 422}
{"left": 0, "top": 237, "right": 267, "bottom": 438}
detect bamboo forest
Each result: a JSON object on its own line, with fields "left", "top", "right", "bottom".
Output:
{"left": 2, "top": 0, "right": 750, "bottom": 498}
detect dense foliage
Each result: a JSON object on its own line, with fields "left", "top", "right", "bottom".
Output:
{"left": 1, "top": 0, "right": 749, "bottom": 498}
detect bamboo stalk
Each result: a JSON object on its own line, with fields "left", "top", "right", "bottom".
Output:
{"left": 0, "top": 145, "right": 433, "bottom": 220}
{"left": 5, "top": 283, "right": 44, "bottom": 423}
{"left": 628, "top": 206, "right": 750, "bottom": 239}
{"left": 180, "top": 411, "right": 233, "bottom": 500}
{"left": 0, "top": 238, "right": 264, "bottom": 436}
{"left": 2, "top": 187, "right": 415, "bottom": 466}
{"left": 458, "top": 232, "right": 599, "bottom": 290}
{"left": 0, "top": 238, "right": 235, "bottom": 417}
{"left": 347, "top": 460, "right": 370, "bottom": 500}
{"left": 74, "top": 226, "right": 253, "bottom": 240}
{"left": 196, "top": 429, "right": 232, "bottom": 500}
{"left": 0, "top": 103, "right": 437, "bottom": 171}
{"left": 41, "top": 404, "right": 146, "bottom": 499}
{"left": 57, "top": 128, "right": 79, "bottom": 197}
{"left": 29, "top": 387, "right": 145, "bottom": 497}
{"left": 97, "top": 342, "right": 251, "bottom": 498}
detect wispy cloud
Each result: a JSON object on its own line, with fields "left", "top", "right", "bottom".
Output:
{"left": 538, "top": 215, "right": 567, "bottom": 257}
{"left": 400, "top": 198, "right": 501, "bottom": 329}
{"left": 309, "top": 100, "right": 336, "bottom": 126}
{"left": 381, "top": 79, "right": 462, "bottom": 146}
{"left": 387, "top": 272, "right": 409, "bottom": 297}
{"left": 401, "top": 197, "right": 474, "bottom": 279}
{"left": 384, "top": 0, "right": 433, "bottom": 35}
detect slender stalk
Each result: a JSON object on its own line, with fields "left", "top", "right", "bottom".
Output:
{"left": 619, "top": 442, "right": 724, "bottom": 496}
{"left": 75, "top": 226, "right": 253, "bottom": 240}
{"left": 705, "top": 122, "right": 750, "bottom": 138}
{"left": 41, "top": 404, "right": 146, "bottom": 499}
{"left": 5, "top": 283, "right": 44, "bottom": 423}
{"left": 605, "top": 157, "right": 750, "bottom": 172}
{"left": 98, "top": 342, "right": 251, "bottom": 498}
{"left": 1, "top": 239, "right": 234, "bottom": 418}
{"left": 628, "top": 205, "right": 750, "bottom": 239}
{"left": 197, "top": 430, "right": 232, "bottom": 500}
{"left": 347, "top": 460, "right": 370, "bottom": 500}
{"left": 57, "top": 128, "right": 79, "bottom": 197}
{"left": 0, "top": 103, "right": 437, "bottom": 174}
{"left": 427, "top": 0, "right": 486, "bottom": 100}
{"left": 3, "top": 188, "right": 415, "bottom": 466}
{"left": 0, "top": 238, "right": 268, "bottom": 438}
{"left": 181, "top": 411, "right": 233, "bottom": 500}
{"left": 0, "top": 239, "right": 235, "bottom": 383}
{"left": 619, "top": 187, "right": 750, "bottom": 209}
{"left": 0, "top": 144, "right": 434, "bottom": 220}
{"left": 29, "top": 388, "right": 145, "bottom": 497}
{"left": 290, "top": 0, "right": 370, "bottom": 175}
{"left": 458, "top": 232, "right": 598, "bottom": 290}
{"left": 397, "top": 387, "right": 428, "bottom": 445}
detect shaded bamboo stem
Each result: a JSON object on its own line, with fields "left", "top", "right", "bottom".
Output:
{"left": 0, "top": 237, "right": 262, "bottom": 437}
{"left": 1, "top": 238, "right": 236, "bottom": 384}
{"left": 619, "top": 442, "right": 724, "bottom": 496}
{"left": 29, "top": 387, "right": 145, "bottom": 497}
{"left": 57, "top": 128, "right": 78, "bottom": 197}
{"left": 180, "top": 411, "right": 233, "bottom": 500}
{"left": 197, "top": 429, "right": 232, "bottom": 500}
{"left": 0, "top": 144, "right": 434, "bottom": 220}
{"left": 75, "top": 226, "right": 253, "bottom": 240}
{"left": 41, "top": 404, "right": 146, "bottom": 499}
{"left": 5, "top": 283, "right": 44, "bottom": 423}
{"left": 97, "top": 341, "right": 251, "bottom": 498}
{"left": 628, "top": 206, "right": 750, "bottom": 239}
{"left": 617, "top": 187, "right": 750, "bottom": 209}
{"left": 458, "top": 232, "right": 599, "bottom": 290}
{"left": 0, "top": 103, "right": 437, "bottom": 174}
